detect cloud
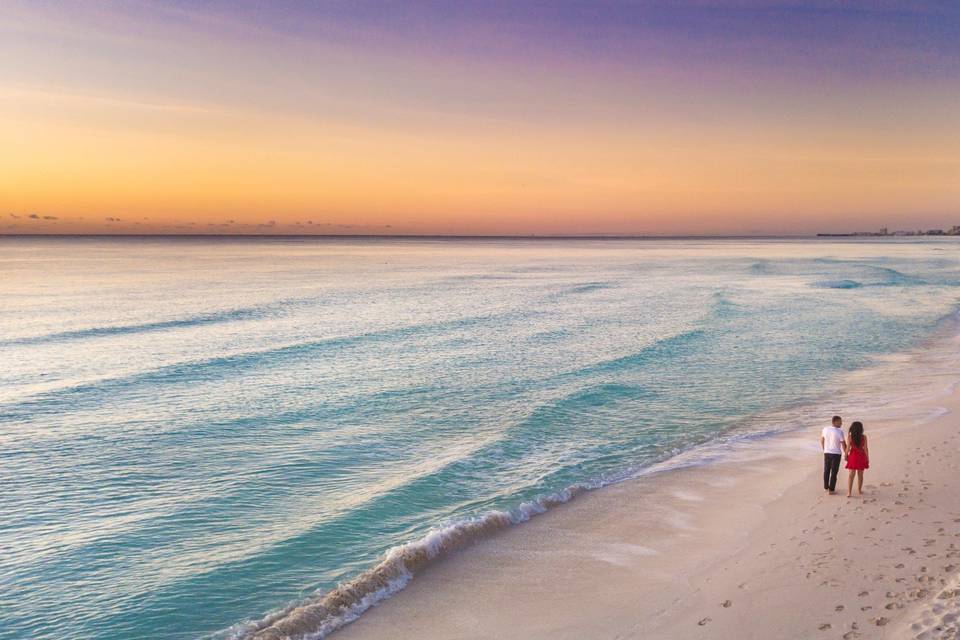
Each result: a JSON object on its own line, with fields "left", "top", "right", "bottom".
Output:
{"left": 105, "top": 217, "right": 121, "bottom": 222}
{"left": 43, "top": 215, "right": 58, "bottom": 220}
{"left": 9, "top": 213, "right": 20, "bottom": 219}
{"left": 28, "top": 213, "right": 39, "bottom": 219}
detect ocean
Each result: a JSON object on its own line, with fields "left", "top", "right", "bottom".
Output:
{"left": 3, "top": 236, "right": 960, "bottom": 640}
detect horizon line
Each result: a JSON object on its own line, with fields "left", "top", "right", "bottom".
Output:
{"left": 0, "top": 232, "right": 859, "bottom": 241}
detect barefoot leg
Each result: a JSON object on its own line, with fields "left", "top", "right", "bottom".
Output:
{"left": 846, "top": 469, "right": 854, "bottom": 497}
{"left": 857, "top": 470, "right": 864, "bottom": 495}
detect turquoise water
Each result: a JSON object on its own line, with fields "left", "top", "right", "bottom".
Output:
{"left": 3, "top": 237, "right": 960, "bottom": 639}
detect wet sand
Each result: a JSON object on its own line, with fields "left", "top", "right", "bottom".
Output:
{"left": 332, "top": 339, "right": 960, "bottom": 639}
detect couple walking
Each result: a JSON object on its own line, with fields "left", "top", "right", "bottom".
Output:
{"left": 821, "top": 415, "right": 869, "bottom": 497}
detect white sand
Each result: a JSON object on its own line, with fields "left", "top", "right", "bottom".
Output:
{"left": 331, "top": 339, "right": 960, "bottom": 640}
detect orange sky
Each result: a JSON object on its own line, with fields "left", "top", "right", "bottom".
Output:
{"left": 2, "top": 2, "right": 959, "bottom": 235}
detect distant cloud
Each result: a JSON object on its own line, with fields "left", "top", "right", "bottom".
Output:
{"left": 105, "top": 217, "right": 121, "bottom": 222}
{"left": 9, "top": 213, "right": 20, "bottom": 219}
{"left": 43, "top": 215, "right": 58, "bottom": 220}
{"left": 226, "top": 219, "right": 235, "bottom": 224}
{"left": 28, "top": 213, "right": 39, "bottom": 219}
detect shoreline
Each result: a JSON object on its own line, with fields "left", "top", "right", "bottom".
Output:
{"left": 321, "top": 327, "right": 960, "bottom": 639}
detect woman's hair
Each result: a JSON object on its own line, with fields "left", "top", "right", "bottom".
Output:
{"left": 849, "top": 421, "right": 864, "bottom": 447}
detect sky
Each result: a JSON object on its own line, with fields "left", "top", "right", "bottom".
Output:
{"left": 1, "top": 0, "right": 959, "bottom": 236}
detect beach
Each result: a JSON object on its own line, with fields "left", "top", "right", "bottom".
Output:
{"left": 329, "top": 332, "right": 960, "bottom": 640}
{"left": 7, "top": 237, "right": 960, "bottom": 640}
{"left": 6, "top": 2, "right": 960, "bottom": 638}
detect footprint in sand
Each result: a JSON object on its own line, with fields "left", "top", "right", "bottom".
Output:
{"left": 818, "top": 623, "right": 832, "bottom": 631}
{"left": 721, "top": 600, "right": 732, "bottom": 608}
{"left": 858, "top": 590, "right": 870, "bottom": 597}
{"left": 835, "top": 605, "right": 845, "bottom": 612}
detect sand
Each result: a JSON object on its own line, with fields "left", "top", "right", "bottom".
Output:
{"left": 331, "top": 343, "right": 960, "bottom": 640}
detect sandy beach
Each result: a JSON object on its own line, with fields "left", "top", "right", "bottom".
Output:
{"left": 330, "top": 336, "right": 960, "bottom": 640}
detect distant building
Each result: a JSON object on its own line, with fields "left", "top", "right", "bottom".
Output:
{"left": 948, "top": 226, "right": 960, "bottom": 236}
{"left": 928, "top": 229, "right": 945, "bottom": 236}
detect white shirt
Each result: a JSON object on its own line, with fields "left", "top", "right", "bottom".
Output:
{"left": 821, "top": 426, "right": 845, "bottom": 455}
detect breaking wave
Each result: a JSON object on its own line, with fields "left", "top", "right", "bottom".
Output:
{"left": 230, "top": 486, "right": 590, "bottom": 640}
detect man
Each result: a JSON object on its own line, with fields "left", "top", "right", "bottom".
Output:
{"left": 820, "top": 415, "right": 847, "bottom": 495}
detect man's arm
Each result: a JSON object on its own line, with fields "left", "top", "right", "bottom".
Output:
{"left": 820, "top": 436, "right": 825, "bottom": 452}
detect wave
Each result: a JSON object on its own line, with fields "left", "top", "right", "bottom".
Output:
{"left": 230, "top": 485, "right": 589, "bottom": 640}
{"left": 812, "top": 260, "right": 929, "bottom": 288}
{"left": 869, "top": 265, "right": 928, "bottom": 286}
{"left": 0, "top": 305, "right": 278, "bottom": 348}
{"left": 0, "top": 309, "right": 534, "bottom": 421}
{"left": 814, "top": 279, "right": 863, "bottom": 289}
{"left": 561, "top": 281, "right": 616, "bottom": 295}
{"left": 564, "top": 328, "right": 706, "bottom": 380}
{"left": 748, "top": 259, "right": 773, "bottom": 275}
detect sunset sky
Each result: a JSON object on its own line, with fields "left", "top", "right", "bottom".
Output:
{"left": 2, "top": 1, "right": 958, "bottom": 236}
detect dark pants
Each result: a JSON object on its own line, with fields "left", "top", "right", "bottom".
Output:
{"left": 823, "top": 453, "right": 842, "bottom": 491}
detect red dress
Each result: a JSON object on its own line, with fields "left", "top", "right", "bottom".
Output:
{"left": 846, "top": 441, "right": 869, "bottom": 470}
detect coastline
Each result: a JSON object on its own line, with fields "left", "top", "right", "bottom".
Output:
{"left": 301, "top": 324, "right": 960, "bottom": 639}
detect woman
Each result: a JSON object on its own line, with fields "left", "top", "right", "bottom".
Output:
{"left": 845, "top": 421, "right": 869, "bottom": 497}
